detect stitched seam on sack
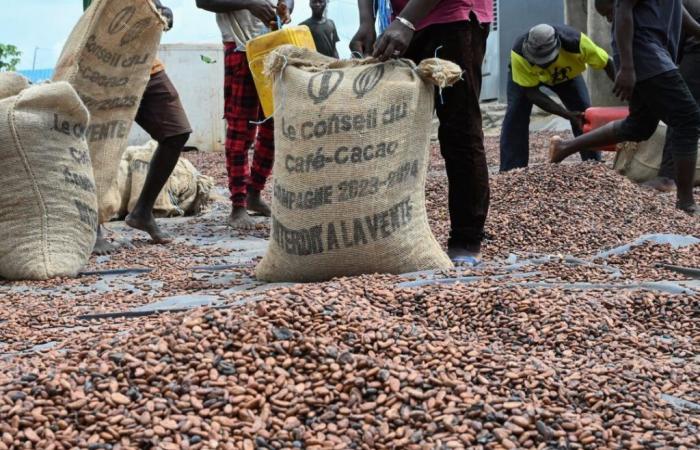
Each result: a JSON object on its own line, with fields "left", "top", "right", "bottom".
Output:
{"left": 8, "top": 92, "right": 51, "bottom": 278}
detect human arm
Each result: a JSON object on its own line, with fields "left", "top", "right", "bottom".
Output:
{"left": 683, "top": 4, "right": 700, "bottom": 39}
{"left": 604, "top": 58, "right": 616, "bottom": 82}
{"left": 613, "top": 0, "right": 639, "bottom": 101}
{"left": 349, "top": 0, "right": 377, "bottom": 56}
{"left": 332, "top": 22, "right": 340, "bottom": 58}
{"left": 525, "top": 87, "right": 583, "bottom": 127}
{"left": 372, "top": 0, "right": 444, "bottom": 60}
{"left": 196, "top": 0, "right": 276, "bottom": 24}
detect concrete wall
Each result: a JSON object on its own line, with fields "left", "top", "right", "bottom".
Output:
{"left": 586, "top": 1, "right": 623, "bottom": 106}
{"left": 129, "top": 43, "right": 226, "bottom": 152}
{"left": 496, "top": 0, "right": 566, "bottom": 102}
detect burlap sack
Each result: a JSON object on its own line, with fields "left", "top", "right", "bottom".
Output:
{"left": 53, "top": 0, "right": 165, "bottom": 223}
{"left": 614, "top": 123, "right": 700, "bottom": 186}
{"left": 256, "top": 46, "right": 457, "bottom": 282}
{"left": 127, "top": 142, "right": 214, "bottom": 217}
{"left": 0, "top": 82, "right": 97, "bottom": 280}
{"left": 0, "top": 73, "right": 30, "bottom": 100}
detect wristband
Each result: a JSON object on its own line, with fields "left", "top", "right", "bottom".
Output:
{"left": 396, "top": 16, "right": 416, "bottom": 32}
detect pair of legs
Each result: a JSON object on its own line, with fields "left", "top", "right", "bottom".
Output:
{"left": 500, "top": 74, "right": 601, "bottom": 172}
{"left": 647, "top": 52, "right": 700, "bottom": 192}
{"left": 94, "top": 70, "right": 192, "bottom": 255}
{"left": 551, "top": 69, "right": 700, "bottom": 215}
{"left": 223, "top": 45, "right": 273, "bottom": 230}
{"left": 405, "top": 18, "right": 491, "bottom": 263}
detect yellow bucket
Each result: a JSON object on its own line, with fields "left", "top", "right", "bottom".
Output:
{"left": 247, "top": 26, "right": 316, "bottom": 118}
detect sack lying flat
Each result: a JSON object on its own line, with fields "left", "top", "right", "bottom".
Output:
{"left": 0, "top": 82, "right": 97, "bottom": 280}
{"left": 256, "top": 46, "right": 458, "bottom": 282}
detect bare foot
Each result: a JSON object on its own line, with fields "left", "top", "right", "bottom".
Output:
{"left": 126, "top": 211, "right": 172, "bottom": 244}
{"left": 93, "top": 226, "right": 120, "bottom": 255}
{"left": 640, "top": 177, "right": 676, "bottom": 193}
{"left": 549, "top": 136, "right": 566, "bottom": 164}
{"left": 247, "top": 190, "right": 271, "bottom": 217}
{"left": 229, "top": 207, "right": 256, "bottom": 230}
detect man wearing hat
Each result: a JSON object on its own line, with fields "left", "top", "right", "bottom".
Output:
{"left": 500, "top": 24, "right": 616, "bottom": 172}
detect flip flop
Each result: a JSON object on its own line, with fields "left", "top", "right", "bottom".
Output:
{"left": 451, "top": 255, "right": 481, "bottom": 267}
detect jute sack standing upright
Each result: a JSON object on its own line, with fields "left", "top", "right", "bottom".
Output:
{"left": 53, "top": 0, "right": 165, "bottom": 223}
{"left": 614, "top": 123, "right": 700, "bottom": 186}
{"left": 0, "top": 82, "right": 97, "bottom": 280}
{"left": 256, "top": 46, "right": 458, "bottom": 282}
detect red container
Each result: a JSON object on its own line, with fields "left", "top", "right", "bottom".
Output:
{"left": 583, "top": 107, "right": 629, "bottom": 151}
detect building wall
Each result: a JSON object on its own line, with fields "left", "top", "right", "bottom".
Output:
{"left": 129, "top": 43, "right": 226, "bottom": 152}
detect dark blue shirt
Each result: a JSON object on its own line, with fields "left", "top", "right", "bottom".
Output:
{"left": 612, "top": 0, "right": 683, "bottom": 81}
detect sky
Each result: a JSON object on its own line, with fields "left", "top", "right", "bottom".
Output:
{"left": 0, "top": 0, "right": 360, "bottom": 71}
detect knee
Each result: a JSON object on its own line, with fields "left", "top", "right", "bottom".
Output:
{"left": 162, "top": 132, "right": 190, "bottom": 149}
{"left": 616, "top": 120, "right": 658, "bottom": 143}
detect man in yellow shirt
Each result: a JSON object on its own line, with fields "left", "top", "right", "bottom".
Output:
{"left": 500, "top": 24, "right": 615, "bottom": 171}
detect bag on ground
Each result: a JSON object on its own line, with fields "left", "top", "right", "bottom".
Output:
{"left": 0, "top": 73, "right": 30, "bottom": 100}
{"left": 256, "top": 46, "right": 459, "bottom": 282}
{"left": 126, "top": 142, "right": 214, "bottom": 217}
{"left": 614, "top": 123, "right": 700, "bottom": 186}
{"left": 0, "top": 82, "right": 97, "bottom": 280}
{"left": 53, "top": 0, "right": 165, "bottom": 223}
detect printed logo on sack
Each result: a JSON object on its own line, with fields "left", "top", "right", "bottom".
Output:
{"left": 121, "top": 18, "right": 154, "bottom": 47}
{"left": 353, "top": 65, "right": 384, "bottom": 99}
{"left": 307, "top": 70, "right": 344, "bottom": 104}
{"left": 108, "top": 7, "right": 136, "bottom": 35}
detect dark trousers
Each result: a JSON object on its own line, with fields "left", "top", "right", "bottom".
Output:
{"left": 404, "top": 19, "right": 490, "bottom": 250}
{"left": 617, "top": 69, "right": 700, "bottom": 162}
{"left": 659, "top": 53, "right": 700, "bottom": 178}
{"left": 500, "top": 74, "right": 601, "bottom": 172}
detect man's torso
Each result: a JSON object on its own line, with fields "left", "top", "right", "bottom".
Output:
{"left": 300, "top": 18, "right": 337, "bottom": 57}
{"left": 217, "top": 4, "right": 278, "bottom": 49}
{"left": 612, "top": 0, "right": 682, "bottom": 81}
{"left": 511, "top": 25, "right": 602, "bottom": 87}
{"left": 390, "top": 0, "right": 493, "bottom": 31}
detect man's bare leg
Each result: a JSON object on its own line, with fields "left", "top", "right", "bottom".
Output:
{"left": 550, "top": 122, "right": 620, "bottom": 163}
{"left": 675, "top": 155, "right": 700, "bottom": 216}
{"left": 126, "top": 133, "right": 189, "bottom": 243}
{"left": 93, "top": 225, "right": 120, "bottom": 255}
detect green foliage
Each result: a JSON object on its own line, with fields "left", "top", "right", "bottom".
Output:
{"left": 0, "top": 44, "right": 22, "bottom": 72}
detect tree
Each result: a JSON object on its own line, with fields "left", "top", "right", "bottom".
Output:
{"left": 0, "top": 44, "right": 22, "bottom": 72}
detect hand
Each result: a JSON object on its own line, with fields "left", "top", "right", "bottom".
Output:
{"left": 246, "top": 0, "right": 276, "bottom": 25}
{"left": 349, "top": 23, "right": 376, "bottom": 57}
{"left": 613, "top": 66, "right": 636, "bottom": 102}
{"left": 157, "top": 6, "right": 173, "bottom": 30}
{"left": 373, "top": 20, "right": 414, "bottom": 61}
{"left": 566, "top": 111, "right": 585, "bottom": 130}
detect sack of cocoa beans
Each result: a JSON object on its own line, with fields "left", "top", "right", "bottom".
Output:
{"left": 0, "top": 72, "right": 29, "bottom": 100}
{"left": 255, "top": 46, "right": 459, "bottom": 282}
{"left": 53, "top": 0, "right": 165, "bottom": 223}
{"left": 0, "top": 82, "right": 97, "bottom": 280}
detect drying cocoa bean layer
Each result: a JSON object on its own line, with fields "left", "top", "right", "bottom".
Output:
{"left": 1, "top": 278, "right": 698, "bottom": 449}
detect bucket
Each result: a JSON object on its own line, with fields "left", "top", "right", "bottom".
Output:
{"left": 583, "top": 107, "right": 629, "bottom": 151}
{"left": 246, "top": 26, "right": 316, "bottom": 117}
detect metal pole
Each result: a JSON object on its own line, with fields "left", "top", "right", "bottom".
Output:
{"left": 32, "top": 47, "right": 38, "bottom": 70}
{"left": 83, "top": 0, "right": 92, "bottom": 11}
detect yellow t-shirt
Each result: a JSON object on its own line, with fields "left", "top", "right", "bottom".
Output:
{"left": 511, "top": 25, "right": 609, "bottom": 87}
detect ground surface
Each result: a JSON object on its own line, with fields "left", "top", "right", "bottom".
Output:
{"left": 0, "top": 131, "right": 698, "bottom": 449}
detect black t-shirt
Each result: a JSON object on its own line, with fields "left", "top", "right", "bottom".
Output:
{"left": 300, "top": 18, "right": 339, "bottom": 58}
